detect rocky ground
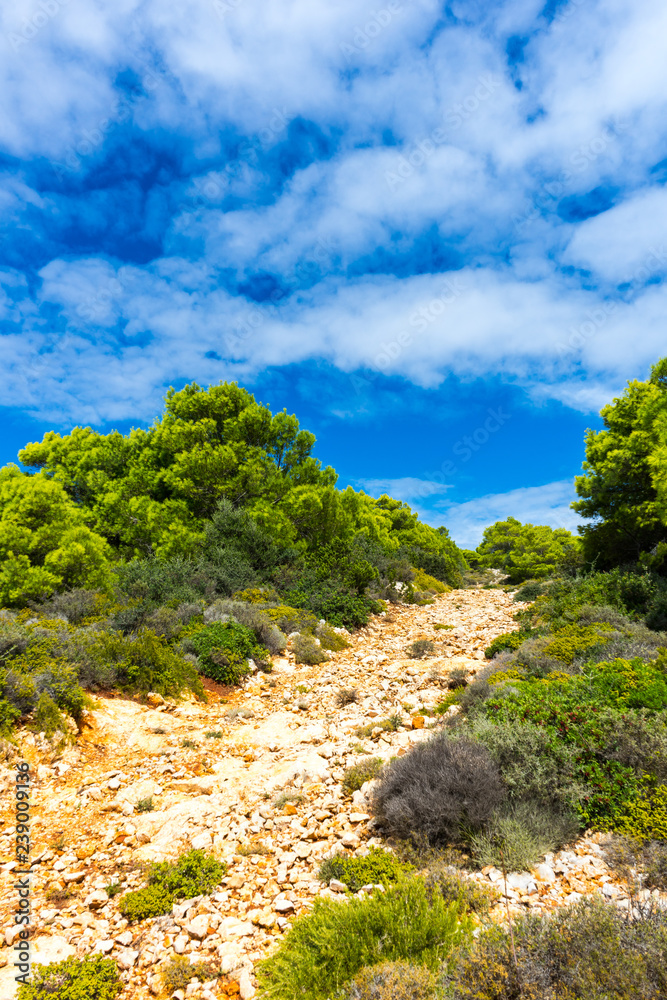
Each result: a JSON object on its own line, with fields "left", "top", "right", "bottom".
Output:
{"left": 0, "top": 588, "right": 659, "bottom": 999}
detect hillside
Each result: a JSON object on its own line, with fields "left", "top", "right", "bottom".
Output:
{"left": 1, "top": 587, "right": 659, "bottom": 999}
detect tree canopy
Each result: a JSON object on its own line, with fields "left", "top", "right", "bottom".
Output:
{"left": 572, "top": 357, "right": 667, "bottom": 569}
{"left": 475, "top": 516, "right": 581, "bottom": 583}
{"left": 3, "top": 381, "right": 465, "bottom": 608}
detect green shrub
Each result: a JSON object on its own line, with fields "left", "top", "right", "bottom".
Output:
{"left": 87, "top": 628, "right": 202, "bottom": 698}
{"left": 136, "top": 796, "right": 154, "bottom": 813}
{"left": 32, "top": 692, "right": 67, "bottom": 738}
{"left": 354, "top": 714, "right": 403, "bottom": 738}
{"left": 447, "top": 896, "right": 667, "bottom": 999}
{"left": 513, "top": 580, "right": 549, "bottom": 602}
{"left": 412, "top": 569, "right": 451, "bottom": 594}
{"left": 342, "top": 757, "right": 384, "bottom": 794}
{"left": 469, "top": 801, "right": 579, "bottom": 872}
{"left": 613, "top": 782, "right": 667, "bottom": 841}
{"left": 343, "top": 961, "right": 439, "bottom": 1000}
{"left": 187, "top": 620, "right": 268, "bottom": 684}
{"left": 484, "top": 630, "right": 532, "bottom": 659}
{"left": 317, "top": 623, "right": 350, "bottom": 651}
{"left": 17, "top": 955, "right": 122, "bottom": 1000}
{"left": 371, "top": 734, "right": 504, "bottom": 846}
{"left": 292, "top": 633, "right": 329, "bottom": 665}
{"left": 318, "top": 847, "right": 414, "bottom": 891}
{"left": 119, "top": 849, "right": 226, "bottom": 922}
{"left": 255, "top": 877, "right": 472, "bottom": 1000}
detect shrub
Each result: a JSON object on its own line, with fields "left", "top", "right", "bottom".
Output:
{"left": 162, "top": 957, "right": 218, "bottom": 993}
{"left": 424, "top": 865, "right": 499, "bottom": 916}
{"left": 342, "top": 757, "right": 384, "bottom": 794}
{"left": 31, "top": 588, "right": 102, "bottom": 624}
{"left": 604, "top": 836, "right": 667, "bottom": 892}
{"left": 447, "top": 896, "right": 667, "bottom": 1000}
{"left": 355, "top": 715, "right": 403, "bottom": 738}
{"left": 187, "top": 620, "right": 268, "bottom": 684}
{"left": 32, "top": 692, "right": 68, "bottom": 738}
{"left": 317, "top": 623, "right": 350, "bottom": 651}
{"left": 484, "top": 630, "right": 531, "bottom": 659}
{"left": 613, "top": 782, "right": 667, "bottom": 841}
{"left": 119, "top": 849, "right": 226, "bottom": 922}
{"left": 87, "top": 628, "right": 202, "bottom": 698}
{"left": 343, "top": 961, "right": 439, "bottom": 1000}
{"left": 318, "top": 847, "right": 414, "bottom": 891}
{"left": 513, "top": 580, "right": 549, "bottom": 602}
{"left": 371, "top": 734, "right": 504, "bottom": 846}
{"left": 292, "top": 633, "right": 329, "bottom": 665}
{"left": 335, "top": 687, "right": 359, "bottom": 707}
{"left": 136, "top": 796, "right": 154, "bottom": 813}
{"left": 406, "top": 639, "right": 437, "bottom": 659}
{"left": 469, "top": 801, "right": 579, "bottom": 872}
{"left": 255, "top": 877, "right": 472, "bottom": 1000}
{"left": 467, "top": 716, "right": 582, "bottom": 809}
{"left": 412, "top": 569, "right": 451, "bottom": 594}
{"left": 17, "top": 955, "right": 122, "bottom": 1000}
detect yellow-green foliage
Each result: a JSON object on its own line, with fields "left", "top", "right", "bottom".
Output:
{"left": 232, "top": 586, "right": 280, "bottom": 604}
{"left": 412, "top": 568, "right": 451, "bottom": 594}
{"left": 615, "top": 783, "right": 667, "bottom": 841}
{"left": 263, "top": 605, "right": 319, "bottom": 634}
{"left": 542, "top": 622, "right": 614, "bottom": 663}
{"left": 317, "top": 624, "right": 350, "bottom": 651}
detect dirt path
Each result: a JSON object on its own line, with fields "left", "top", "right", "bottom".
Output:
{"left": 0, "top": 589, "right": 637, "bottom": 999}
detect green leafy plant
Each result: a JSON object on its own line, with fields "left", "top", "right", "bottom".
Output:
{"left": 17, "top": 955, "right": 122, "bottom": 1000}
{"left": 292, "top": 633, "right": 330, "bottom": 665}
{"left": 162, "top": 956, "right": 218, "bottom": 993}
{"left": 342, "top": 757, "right": 384, "bottom": 794}
{"left": 118, "top": 849, "right": 227, "bottom": 922}
{"left": 255, "top": 877, "right": 472, "bottom": 1000}
{"left": 187, "top": 620, "right": 267, "bottom": 684}
{"left": 136, "top": 796, "right": 154, "bottom": 813}
{"left": 318, "top": 847, "right": 414, "bottom": 891}
{"left": 469, "top": 801, "right": 579, "bottom": 872}
{"left": 406, "top": 639, "right": 437, "bottom": 659}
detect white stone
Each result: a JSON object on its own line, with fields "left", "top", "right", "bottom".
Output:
{"left": 191, "top": 830, "right": 213, "bottom": 851}
{"left": 116, "top": 947, "right": 139, "bottom": 969}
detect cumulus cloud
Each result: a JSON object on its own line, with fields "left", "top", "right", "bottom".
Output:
{"left": 1, "top": 0, "right": 666, "bottom": 428}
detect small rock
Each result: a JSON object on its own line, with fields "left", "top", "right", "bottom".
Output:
{"left": 274, "top": 898, "right": 295, "bottom": 913}
{"left": 238, "top": 968, "right": 256, "bottom": 999}
{"left": 116, "top": 948, "right": 139, "bottom": 969}
{"left": 329, "top": 879, "right": 346, "bottom": 892}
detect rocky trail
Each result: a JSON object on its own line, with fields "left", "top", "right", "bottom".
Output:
{"left": 0, "top": 589, "right": 651, "bottom": 999}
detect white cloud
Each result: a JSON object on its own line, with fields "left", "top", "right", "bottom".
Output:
{"left": 564, "top": 187, "right": 667, "bottom": 283}
{"left": 356, "top": 477, "right": 453, "bottom": 502}
{"left": 435, "top": 479, "right": 584, "bottom": 549}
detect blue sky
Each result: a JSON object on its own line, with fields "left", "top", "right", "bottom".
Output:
{"left": 2, "top": 0, "right": 666, "bottom": 547}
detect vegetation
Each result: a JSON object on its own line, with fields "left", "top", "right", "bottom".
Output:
{"left": 342, "top": 757, "right": 384, "bottom": 794}
{"left": 17, "top": 956, "right": 121, "bottom": 1000}
{"left": 318, "top": 847, "right": 414, "bottom": 891}
{"left": 475, "top": 516, "right": 582, "bottom": 583}
{"left": 255, "top": 878, "right": 471, "bottom": 1000}
{"left": 447, "top": 897, "right": 667, "bottom": 999}
{"left": 118, "top": 849, "right": 226, "bottom": 922}
{"left": 573, "top": 356, "right": 667, "bottom": 569}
